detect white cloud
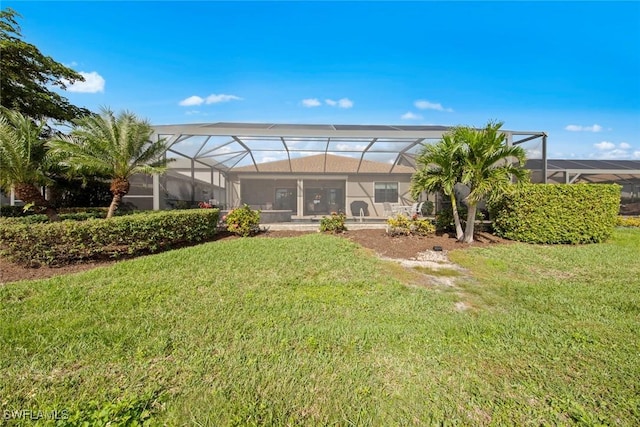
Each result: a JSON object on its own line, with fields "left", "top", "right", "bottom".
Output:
{"left": 303, "top": 97, "right": 353, "bottom": 108}
{"left": 565, "top": 124, "right": 603, "bottom": 132}
{"left": 591, "top": 149, "right": 630, "bottom": 159}
{"left": 337, "top": 98, "right": 353, "bottom": 108}
{"left": 302, "top": 98, "right": 321, "bottom": 107}
{"left": 401, "top": 111, "right": 422, "bottom": 120}
{"left": 260, "top": 156, "right": 280, "bottom": 163}
{"left": 205, "top": 93, "right": 242, "bottom": 104}
{"left": 179, "top": 96, "right": 205, "bottom": 106}
{"left": 414, "top": 99, "right": 453, "bottom": 112}
{"left": 179, "top": 93, "right": 242, "bottom": 106}
{"left": 64, "top": 71, "right": 105, "bottom": 93}
{"left": 335, "top": 143, "right": 367, "bottom": 151}
{"left": 526, "top": 149, "right": 542, "bottom": 158}
{"left": 594, "top": 141, "right": 615, "bottom": 150}
{"left": 590, "top": 141, "right": 639, "bottom": 159}
{"left": 325, "top": 98, "right": 353, "bottom": 108}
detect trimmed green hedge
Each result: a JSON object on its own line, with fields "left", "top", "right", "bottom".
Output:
{"left": 490, "top": 184, "right": 620, "bottom": 244}
{"left": 0, "top": 209, "right": 219, "bottom": 266}
{"left": 0, "top": 206, "right": 132, "bottom": 220}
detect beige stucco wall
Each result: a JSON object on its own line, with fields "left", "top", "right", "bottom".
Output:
{"left": 346, "top": 174, "right": 413, "bottom": 217}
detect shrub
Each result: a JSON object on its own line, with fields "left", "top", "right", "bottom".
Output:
{"left": 434, "top": 205, "right": 484, "bottom": 233}
{"left": 319, "top": 211, "right": 347, "bottom": 233}
{"left": 618, "top": 216, "right": 640, "bottom": 228}
{"left": 490, "top": 184, "right": 620, "bottom": 244}
{"left": 2, "top": 208, "right": 134, "bottom": 224}
{"left": 0, "top": 206, "right": 134, "bottom": 221}
{"left": 386, "top": 213, "right": 435, "bottom": 236}
{"left": 420, "top": 200, "right": 435, "bottom": 216}
{"left": 0, "top": 205, "right": 29, "bottom": 217}
{"left": 0, "top": 209, "right": 219, "bottom": 266}
{"left": 224, "top": 204, "right": 261, "bottom": 237}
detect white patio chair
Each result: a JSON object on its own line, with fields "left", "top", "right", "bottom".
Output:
{"left": 383, "top": 202, "right": 394, "bottom": 216}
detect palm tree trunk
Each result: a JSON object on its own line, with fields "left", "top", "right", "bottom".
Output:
{"left": 107, "top": 177, "right": 130, "bottom": 218}
{"left": 107, "top": 193, "right": 123, "bottom": 219}
{"left": 462, "top": 202, "right": 477, "bottom": 243}
{"left": 450, "top": 192, "right": 464, "bottom": 240}
{"left": 13, "top": 183, "right": 60, "bottom": 222}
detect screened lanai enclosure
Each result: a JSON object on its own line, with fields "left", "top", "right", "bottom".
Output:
{"left": 137, "top": 123, "right": 548, "bottom": 219}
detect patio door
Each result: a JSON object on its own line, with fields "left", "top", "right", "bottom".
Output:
{"left": 303, "top": 183, "right": 345, "bottom": 215}
{"left": 275, "top": 188, "right": 296, "bottom": 211}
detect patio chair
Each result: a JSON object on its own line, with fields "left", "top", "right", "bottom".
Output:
{"left": 383, "top": 202, "right": 394, "bottom": 216}
{"left": 412, "top": 202, "right": 425, "bottom": 217}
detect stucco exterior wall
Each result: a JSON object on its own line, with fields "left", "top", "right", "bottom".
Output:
{"left": 346, "top": 174, "right": 413, "bottom": 217}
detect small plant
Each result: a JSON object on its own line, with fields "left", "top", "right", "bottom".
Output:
{"left": 62, "top": 391, "right": 163, "bottom": 425}
{"left": 386, "top": 213, "right": 435, "bottom": 236}
{"left": 320, "top": 211, "right": 347, "bottom": 233}
{"left": 224, "top": 204, "right": 261, "bottom": 237}
{"left": 174, "top": 200, "right": 192, "bottom": 210}
{"left": 420, "top": 200, "right": 435, "bottom": 216}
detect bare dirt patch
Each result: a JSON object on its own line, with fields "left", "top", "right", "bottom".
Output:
{"left": 0, "top": 228, "right": 509, "bottom": 285}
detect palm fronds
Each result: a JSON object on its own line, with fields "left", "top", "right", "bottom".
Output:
{"left": 49, "top": 107, "right": 170, "bottom": 181}
{"left": 0, "top": 107, "right": 52, "bottom": 191}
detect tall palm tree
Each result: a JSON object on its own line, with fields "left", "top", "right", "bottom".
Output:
{"left": 458, "top": 121, "right": 529, "bottom": 243}
{"left": 411, "top": 133, "right": 464, "bottom": 240}
{"left": 49, "top": 108, "right": 170, "bottom": 218}
{"left": 0, "top": 108, "right": 60, "bottom": 221}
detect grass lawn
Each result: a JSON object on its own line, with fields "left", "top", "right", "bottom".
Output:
{"left": 1, "top": 229, "right": 639, "bottom": 425}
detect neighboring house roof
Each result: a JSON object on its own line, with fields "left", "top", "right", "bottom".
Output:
{"left": 526, "top": 159, "right": 640, "bottom": 184}
{"left": 527, "top": 159, "right": 640, "bottom": 172}
{"left": 231, "top": 153, "right": 416, "bottom": 174}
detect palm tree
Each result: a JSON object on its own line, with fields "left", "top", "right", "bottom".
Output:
{"left": 49, "top": 108, "right": 170, "bottom": 218}
{"left": 458, "top": 121, "right": 528, "bottom": 243}
{"left": 0, "top": 108, "right": 60, "bottom": 221}
{"left": 411, "top": 133, "right": 464, "bottom": 240}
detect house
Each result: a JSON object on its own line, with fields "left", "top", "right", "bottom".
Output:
{"left": 146, "top": 122, "right": 549, "bottom": 220}
{"left": 227, "top": 153, "right": 417, "bottom": 219}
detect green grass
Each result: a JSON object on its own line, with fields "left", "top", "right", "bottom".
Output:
{"left": 1, "top": 229, "right": 639, "bottom": 425}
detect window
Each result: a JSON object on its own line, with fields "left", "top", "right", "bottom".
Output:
{"left": 374, "top": 182, "right": 398, "bottom": 203}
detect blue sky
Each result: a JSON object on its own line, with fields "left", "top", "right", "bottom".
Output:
{"left": 5, "top": 1, "right": 640, "bottom": 159}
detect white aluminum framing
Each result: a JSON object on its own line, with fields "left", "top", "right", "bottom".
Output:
{"left": 152, "top": 122, "right": 547, "bottom": 178}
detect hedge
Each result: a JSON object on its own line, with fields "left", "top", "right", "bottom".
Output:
{"left": 0, "top": 206, "right": 131, "bottom": 220}
{"left": 0, "top": 209, "right": 220, "bottom": 266}
{"left": 490, "top": 184, "right": 620, "bottom": 244}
